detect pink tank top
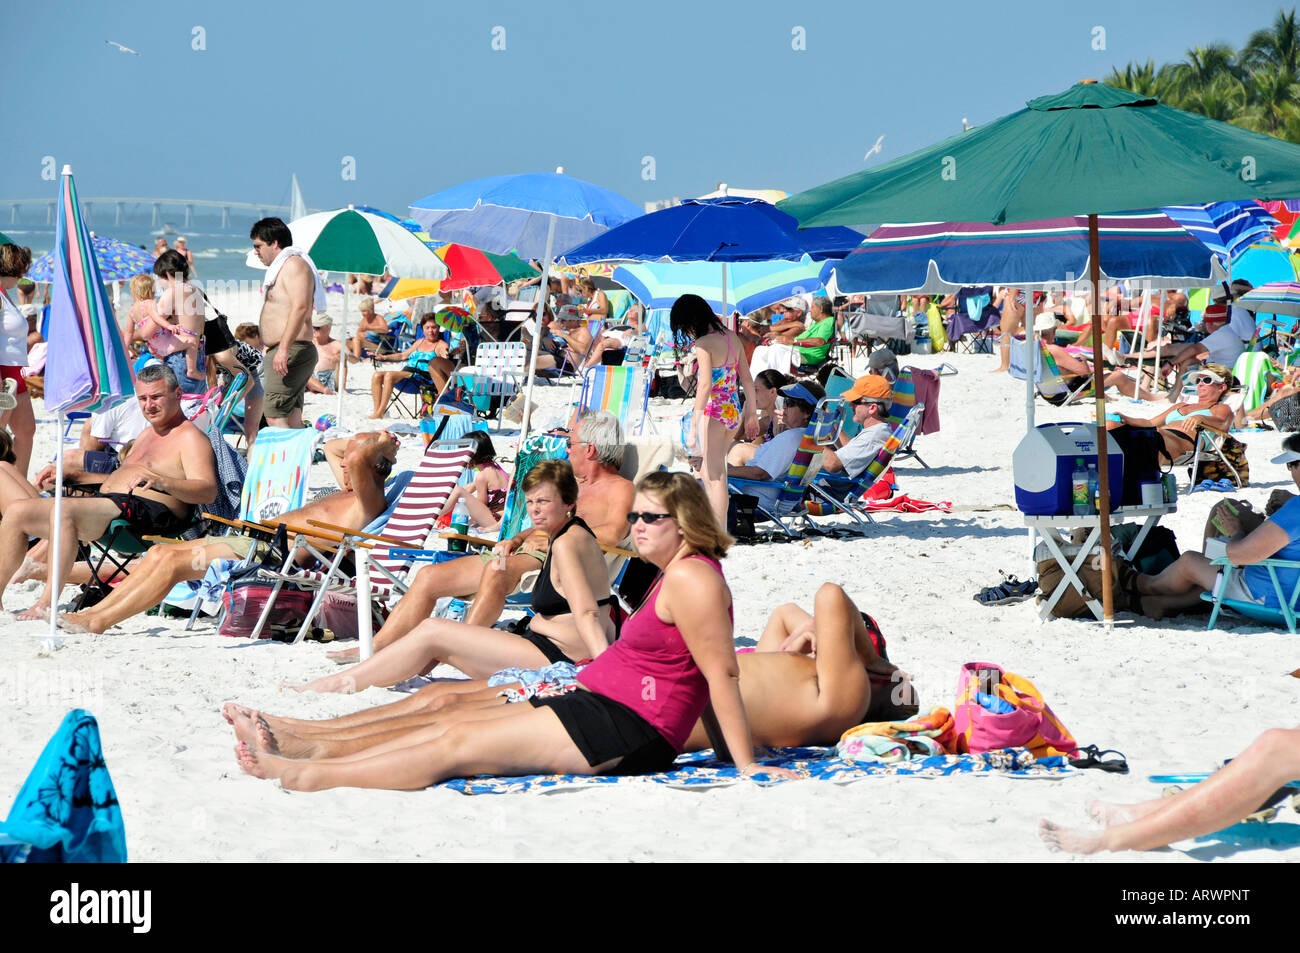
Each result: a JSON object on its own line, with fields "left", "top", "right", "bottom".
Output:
{"left": 578, "top": 554, "right": 730, "bottom": 751}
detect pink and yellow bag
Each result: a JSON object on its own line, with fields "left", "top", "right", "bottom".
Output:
{"left": 953, "top": 662, "right": 1077, "bottom": 758}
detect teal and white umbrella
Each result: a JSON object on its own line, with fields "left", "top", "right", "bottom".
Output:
{"left": 612, "top": 257, "right": 826, "bottom": 317}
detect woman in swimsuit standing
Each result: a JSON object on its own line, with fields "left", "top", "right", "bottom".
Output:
{"left": 286, "top": 459, "right": 615, "bottom": 693}
{"left": 673, "top": 294, "right": 759, "bottom": 523}
{"left": 240, "top": 471, "right": 794, "bottom": 789}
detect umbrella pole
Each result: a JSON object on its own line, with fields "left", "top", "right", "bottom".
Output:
{"left": 336, "top": 281, "right": 349, "bottom": 423}
{"left": 721, "top": 262, "right": 730, "bottom": 331}
{"left": 519, "top": 217, "right": 557, "bottom": 442}
{"left": 1025, "top": 289, "right": 1036, "bottom": 431}
{"left": 48, "top": 410, "right": 65, "bottom": 646}
{"left": 1088, "top": 215, "right": 1115, "bottom": 623}
{"left": 1153, "top": 291, "right": 1166, "bottom": 392}
{"left": 1131, "top": 288, "right": 1151, "bottom": 400}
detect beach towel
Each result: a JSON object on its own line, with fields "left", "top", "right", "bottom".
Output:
{"left": 863, "top": 494, "right": 951, "bottom": 513}
{"left": 262, "top": 246, "right": 328, "bottom": 312}
{"left": 0, "top": 710, "right": 127, "bottom": 862}
{"left": 239, "top": 427, "right": 317, "bottom": 523}
{"left": 437, "top": 745, "right": 1075, "bottom": 795}
{"left": 836, "top": 707, "right": 957, "bottom": 762}
{"left": 197, "top": 421, "right": 248, "bottom": 527}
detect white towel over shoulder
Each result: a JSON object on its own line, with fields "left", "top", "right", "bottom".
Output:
{"left": 263, "top": 246, "right": 328, "bottom": 312}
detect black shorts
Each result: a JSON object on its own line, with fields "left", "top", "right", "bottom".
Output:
{"left": 518, "top": 625, "right": 573, "bottom": 666}
{"left": 530, "top": 691, "right": 677, "bottom": 776}
{"left": 99, "top": 492, "right": 192, "bottom": 536}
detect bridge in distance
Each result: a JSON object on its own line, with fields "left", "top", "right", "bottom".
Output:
{"left": 0, "top": 198, "right": 316, "bottom": 229}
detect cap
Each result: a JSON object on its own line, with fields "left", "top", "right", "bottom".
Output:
{"left": 174, "top": 236, "right": 187, "bottom": 244}
{"left": 842, "top": 374, "right": 893, "bottom": 403}
{"left": 1033, "top": 312, "right": 1059, "bottom": 332}
{"left": 311, "top": 314, "right": 333, "bottom": 327}
{"left": 782, "top": 297, "right": 806, "bottom": 311}
{"left": 1272, "top": 447, "right": 1300, "bottom": 465}
{"left": 867, "top": 347, "right": 897, "bottom": 371}
{"left": 778, "top": 382, "right": 820, "bottom": 408}
{"left": 1202, "top": 302, "right": 1229, "bottom": 322}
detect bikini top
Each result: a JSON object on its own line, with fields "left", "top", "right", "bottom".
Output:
{"left": 531, "top": 515, "right": 615, "bottom": 618}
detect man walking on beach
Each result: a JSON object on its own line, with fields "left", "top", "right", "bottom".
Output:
{"left": 251, "top": 218, "right": 318, "bottom": 428}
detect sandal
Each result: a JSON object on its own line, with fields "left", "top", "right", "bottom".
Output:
{"left": 973, "top": 575, "right": 1038, "bottom": 606}
{"left": 1069, "top": 744, "right": 1130, "bottom": 773}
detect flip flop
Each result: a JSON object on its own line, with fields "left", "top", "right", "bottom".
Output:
{"left": 1069, "top": 744, "right": 1129, "bottom": 773}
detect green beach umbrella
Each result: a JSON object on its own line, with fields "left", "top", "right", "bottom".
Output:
{"left": 781, "top": 80, "right": 1300, "bottom": 622}
{"left": 482, "top": 249, "right": 539, "bottom": 283}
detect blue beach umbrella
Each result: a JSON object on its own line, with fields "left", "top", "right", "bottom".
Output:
{"left": 27, "top": 232, "right": 155, "bottom": 284}
{"left": 613, "top": 257, "right": 827, "bottom": 316}
{"left": 1159, "top": 201, "right": 1279, "bottom": 263}
{"left": 407, "top": 170, "right": 642, "bottom": 438}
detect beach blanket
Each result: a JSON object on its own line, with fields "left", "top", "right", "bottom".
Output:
{"left": 0, "top": 709, "right": 127, "bottom": 862}
{"left": 438, "top": 746, "right": 1075, "bottom": 795}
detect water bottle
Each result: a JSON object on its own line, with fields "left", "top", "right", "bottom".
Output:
{"left": 1071, "top": 458, "right": 1089, "bottom": 516}
{"left": 1087, "top": 464, "right": 1099, "bottom": 515}
{"left": 449, "top": 499, "right": 470, "bottom": 553}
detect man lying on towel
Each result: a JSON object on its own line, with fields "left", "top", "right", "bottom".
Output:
{"left": 61, "top": 430, "right": 399, "bottom": 634}
{"left": 0, "top": 364, "right": 218, "bottom": 620}
{"left": 225, "top": 583, "right": 918, "bottom": 773}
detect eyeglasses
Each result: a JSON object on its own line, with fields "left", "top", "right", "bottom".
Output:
{"left": 626, "top": 511, "right": 674, "bottom": 525}
{"left": 1192, "top": 375, "right": 1223, "bottom": 386}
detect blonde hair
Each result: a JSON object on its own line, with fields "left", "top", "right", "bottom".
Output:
{"left": 636, "top": 471, "right": 732, "bottom": 560}
{"left": 130, "top": 273, "right": 155, "bottom": 302}
{"left": 359, "top": 297, "right": 375, "bottom": 313}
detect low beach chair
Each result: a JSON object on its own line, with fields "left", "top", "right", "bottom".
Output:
{"left": 1008, "top": 342, "right": 1092, "bottom": 407}
{"left": 808, "top": 403, "right": 925, "bottom": 526}
{"left": 727, "top": 398, "right": 844, "bottom": 538}
{"left": 1174, "top": 419, "right": 1246, "bottom": 490}
{"left": 577, "top": 364, "right": 653, "bottom": 437}
{"left": 243, "top": 439, "right": 476, "bottom": 643}
{"left": 455, "top": 341, "right": 528, "bottom": 430}
{"left": 884, "top": 367, "right": 939, "bottom": 468}
{"left": 1202, "top": 555, "right": 1300, "bottom": 634}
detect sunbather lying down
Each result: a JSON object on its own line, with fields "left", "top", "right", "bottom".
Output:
{"left": 224, "top": 583, "right": 917, "bottom": 789}
{"left": 1040, "top": 726, "right": 1300, "bottom": 853}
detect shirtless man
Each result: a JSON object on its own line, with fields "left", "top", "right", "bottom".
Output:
{"left": 251, "top": 218, "right": 317, "bottom": 428}
{"left": 224, "top": 583, "right": 917, "bottom": 761}
{"left": 325, "top": 410, "right": 635, "bottom": 664}
{"left": 61, "top": 430, "right": 400, "bottom": 633}
{"left": 347, "top": 298, "right": 389, "bottom": 360}
{"left": 0, "top": 364, "right": 217, "bottom": 619}
{"left": 307, "top": 315, "right": 342, "bottom": 395}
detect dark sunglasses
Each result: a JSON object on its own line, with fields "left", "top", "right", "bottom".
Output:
{"left": 1288, "top": 460, "right": 1300, "bottom": 471}
{"left": 626, "top": 511, "right": 673, "bottom": 525}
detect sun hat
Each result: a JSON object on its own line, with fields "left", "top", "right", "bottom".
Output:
{"left": 311, "top": 314, "right": 333, "bottom": 327}
{"left": 778, "top": 381, "right": 821, "bottom": 409}
{"left": 842, "top": 373, "right": 893, "bottom": 404}
{"left": 1033, "top": 312, "right": 1059, "bottom": 332}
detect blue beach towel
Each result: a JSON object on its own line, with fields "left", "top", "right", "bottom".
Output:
{"left": 0, "top": 710, "right": 127, "bottom": 863}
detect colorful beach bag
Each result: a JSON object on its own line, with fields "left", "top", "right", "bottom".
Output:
{"left": 953, "top": 662, "right": 1077, "bottom": 758}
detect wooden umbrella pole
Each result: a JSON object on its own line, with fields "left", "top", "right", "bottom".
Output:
{"left": 1088, "top": 214, "right": 1115, "bottom": 622}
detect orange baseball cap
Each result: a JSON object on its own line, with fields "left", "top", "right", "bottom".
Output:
{"left": 842, "top": 374, "right": 892, "bottom": 403}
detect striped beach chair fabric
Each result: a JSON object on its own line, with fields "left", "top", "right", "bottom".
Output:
{"left": 246, "top": 440, "right": 476, "bottom": 643}
{"left": 807, "top": 404, "right": 924, "bottom": 525}
{"left": 578, "top": 364, "right": 652, "bottom": 436}
{"left": 455, "top": 342, "right": 528, "bottom": 429}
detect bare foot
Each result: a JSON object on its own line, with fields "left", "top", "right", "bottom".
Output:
{"left": 235, "top": 741, "right": 276, "bottom": 780}
{"left": 988, "top": 366, "right": 1008, "bottom": 375}
{"left": 1038, "top": 818, "right": 1106, "bottom": 854}
{"left": 15, "top": 604, "right": 49, "bottom": 622}
{"left": 230, "top": 709, "right": 263, "bottom": 750}
{"left": 1087, "top": 799, "right": 1137, "bottom": 827}
{"left": 327, "top": 646, "right": 360, "bottom": 665}
{"left": 367, "top": 412, "right": 386, "bottom": 420}
{"left": 60, "top": 611, "right": 104, "bottom": 634}
{"left": 11, "top": 557, "right": 45, "bottom": 584}
{"left": 221, "top": 701, "right": 255, "bottom": 726}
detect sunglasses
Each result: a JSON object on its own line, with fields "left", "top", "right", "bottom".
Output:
{"left": 626, "top": 511, "right": 673, "bottom": 525}
{"left": 1192, "top": 375, "right": 1223, "bottom": 386}
{"left": 1288, "top": 461, "right": 1300, "bottom": 471}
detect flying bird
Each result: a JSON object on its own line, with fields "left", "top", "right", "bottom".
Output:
{"left": 863, "top": 134, "right": 885, "bottom": 162}
{"left": 105, "top": 40, "right": 139, "bottom": 55}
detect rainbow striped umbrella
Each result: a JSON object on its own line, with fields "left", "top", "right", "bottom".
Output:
{"left": 1238, "top": 281, "right": 1300, "bottom": 317}
{"left": 43, "top": 166, "right": 135, "bottom": 644}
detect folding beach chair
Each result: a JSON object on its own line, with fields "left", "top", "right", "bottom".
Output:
{"left": 727, "top": 398, "right": 844, "bottom": 538}
{"left": 807, "top": 403, "right": 925, "bottom": 527}
{"left": 1232, "top": 351, "right": 1281, "bottom": 417}
{"left": 883, "top": 367, "right": 938, "bottom": 468}
{"left": 244, "top": 439, "right": 476, "bottom": 643}
{"left": 454, "top": 341, "right": 528, "bottom": 430}
{"left": 1202, "top": 556, "right": 1300, "bottom": 634}
{"left": 1008, "top": 342, "right": 1092, "bottom": 407}
{"left": 577, "top": 364, "right": 653, "bottom": 437}
{"left": 1174, "top": 420, "right": 1246, "bottom": 491}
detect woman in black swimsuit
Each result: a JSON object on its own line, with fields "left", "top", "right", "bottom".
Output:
{"left": 288, "top": 459, "right": 616, "bottom": 694}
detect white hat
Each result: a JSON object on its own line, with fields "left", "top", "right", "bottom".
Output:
{"left": 1033, "top": 312, "right": 1059, "bottom": 333}
{"left": 311, "top": 313, "right": 333, "bottom": 327}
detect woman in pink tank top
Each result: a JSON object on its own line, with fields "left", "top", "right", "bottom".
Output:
{"left": 234, "top": 472, "right": 795, "bottom": 791}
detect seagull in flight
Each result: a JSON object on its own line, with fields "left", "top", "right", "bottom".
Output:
{"left": 105, "top": 40, "right": 140, "bottom": 55}
{"left": 863, "top": 135, "right": 885, "bottom": 162}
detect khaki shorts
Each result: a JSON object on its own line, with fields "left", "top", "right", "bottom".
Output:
{"left": 263, "top": 341, "right": 318, "bottom": 418}
{"left": 478, "top": 549, "right": 546, "bottom": 568}
{"left": 194, "top": 534, "right": 272, "bottom": 563}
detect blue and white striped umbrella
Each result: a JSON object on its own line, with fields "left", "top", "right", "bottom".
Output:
{"left": 1160, "top": 201, "right": 1279, "bottom": 262}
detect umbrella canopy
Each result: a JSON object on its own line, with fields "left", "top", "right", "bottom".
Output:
{"left": 561, "top": 197, "right": 864, "bottom": 265}
{"left": 1159, "top": 202, "right": 1279, "bottom": 263}
{"left": 44, "top": 169, "right": 135, "bottom": 415}
{"left": 780, "top": 83, "right": 1300, "bottom": 229}
{"left": 1238, "top": 280, "right": 1300, "bottom": 317}
{"left": 823, "top": 211, "right": 1226, "bottom": 294}
{"left": 408, "top": 172, "right": 642, "bottom": 259}
{"left": 433, "top": 306, "right": 473, "bottom": 333}
{"left": 0, "top": 230, "right": 12, "bottom": 245}
{"left": 28, "top": 232, "right": 155, "bottom": 284}
{"left": 614, "top": 257, "right": 827, "bottom": 315}
{"left": 380, "top": 244, "right": 540, "bottom": 300}
{"left": 272, "top": 207, "right": 449, "bottom": 279}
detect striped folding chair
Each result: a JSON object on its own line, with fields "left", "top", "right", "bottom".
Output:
{"left": 577, "top": 364, "right": 652, "bottom": 436}
{"left": 808, "top": 404, "right": 924, "bottom": 525}
{"left": 243, "top": 440, "right": 476, "bottom": 644}
{"left": 884, "top": 367, "right": 938, "bottom": 467}
{"left": 455, "top": 342, "right": 528, "bottom": 430}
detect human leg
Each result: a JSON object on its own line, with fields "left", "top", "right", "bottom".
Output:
{"left": 698, "top": 415, "right": 731, "bottom": 525}
{"left": 0, "top": 461, "right": 40, "bottom": 513}
{"left": 8, "top": 393, "right": 34, "bottom": 477}
{"left": 463, "top": 553, "right": 533, "bottom": 627}
{"left": 11, "top": 496, "right": 118, "bottom": 616}
{"left": 1041, "top": 726, "right": 1300, "bottom": 853}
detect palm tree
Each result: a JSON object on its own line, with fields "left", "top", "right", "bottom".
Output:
{"left": 1167, "top": 43, "right": 1240, "bottom": 99}
{"left": 1106, "top": 60, "right": 1180, "bottom": 100}
{"left": 1243, "top": 63, "right": 1300, "bottom": 135}
{"left": 1181, "top": 73, "right": 1249, "bottom": 122}
{"left": 1243, "top": 8, "right": 1300, "bottom": 74}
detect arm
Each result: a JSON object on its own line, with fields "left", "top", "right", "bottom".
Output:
{"left": 272, "top": 257, "right": 314, "bottom": 376}
{"left": 662, "top": 562, "right": 756, "bottom": 772}
{"left": 130, "top": 429, "right": 218, "bottom": 504}
{"left": 727, "top": 464, "right": 773, "bottom": 481}
{"left": 820, "top": 448, "right": 844, "bottom": 473}
{"left": 733, "top": 333, "right": 760, "bottom": 440}
{"left": 548, "top": 534, "right": 612, "bottom": 660}
{"left": 1225, "top": 518, "right": 1292, "bottom": 566}
{"left": 690, "top": 344, "right": 712, "bottom": 448}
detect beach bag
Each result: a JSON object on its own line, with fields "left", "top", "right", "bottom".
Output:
{"left": 1270, "top": 393, "right": 1300, "bottom": 431}
{"left": 1035, "top": 546, "right": 1129, "bottom": 618}
{"left": 218, "top": 565, "right": 314, "bottom": 640}
{"left": 953, "top": 662, "right": 1077, "bottom": 758}
{"left": 925, "top": 304, "right": 948, "bottom": 352}
{"left": 1193, "top": 433, "right": 1249, "bottom": 486}
{"left": 727, "top": 492, "right": 759, "bottom": 539}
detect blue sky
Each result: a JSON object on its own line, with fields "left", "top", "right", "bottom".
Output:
{"left": 3, "top": 0, "right": 1291, "bottom": 213}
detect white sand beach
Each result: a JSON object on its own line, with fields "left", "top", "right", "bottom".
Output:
{"left": 2, "top": 293, "right": 1298, "bottom": 863}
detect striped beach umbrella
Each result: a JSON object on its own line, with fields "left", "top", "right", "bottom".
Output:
{"left": 1238, "top": 281, "right": 1300, "bottom": 317}
{"left": 44, "top": 166, "right": 136, "bottom": 643}
{"left": 613, "top": 257, "right": 827, "bottom": 316}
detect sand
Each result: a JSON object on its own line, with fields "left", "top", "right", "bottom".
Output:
{"left": 3, "top": 298, "right": 1298, "bottom": 862}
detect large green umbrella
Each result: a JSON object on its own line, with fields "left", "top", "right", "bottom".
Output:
{"left": 780, "top": 81, "right": 1300, "bottom": 621}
